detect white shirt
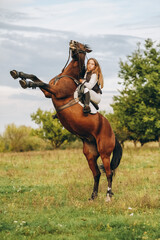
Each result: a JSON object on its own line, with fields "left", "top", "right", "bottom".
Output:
{"left": 83, "top": 73, "right": 98, "bottom": 90}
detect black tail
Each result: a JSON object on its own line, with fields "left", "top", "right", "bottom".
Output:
{"left": 110, "top": 138, "right": 122, "bottom": 170}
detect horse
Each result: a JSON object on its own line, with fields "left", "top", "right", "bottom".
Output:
{"left": 10, "top": 40, "right": 122, "bottom": 202}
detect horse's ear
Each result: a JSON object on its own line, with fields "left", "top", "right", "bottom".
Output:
{"left": 85, "top": 44, "right": 92, "bottom": 53}
{"left": 86, "top": 48, "right": 92, "bottom": 53}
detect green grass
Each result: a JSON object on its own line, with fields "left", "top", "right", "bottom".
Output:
{"left": 0, "top": 145, "right": 160, "bottom": 239}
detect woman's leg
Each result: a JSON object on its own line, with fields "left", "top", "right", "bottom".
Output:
{"left": 83, "top": 88, "right": 101, "bottom": 114}
{"left": 89, "top": 90, "right": 101, "bottom": 104}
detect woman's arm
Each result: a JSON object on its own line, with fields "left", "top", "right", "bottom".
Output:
{"left": 84, "top": 73, "right": 98, "bottom": 90}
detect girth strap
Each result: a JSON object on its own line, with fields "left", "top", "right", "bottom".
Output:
{"left": 56, "top": 98, "right": 79, "bottom": 113}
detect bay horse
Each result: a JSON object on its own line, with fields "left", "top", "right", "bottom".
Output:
{"left": 10, "top": 40, "right": 122, "bottom": 202}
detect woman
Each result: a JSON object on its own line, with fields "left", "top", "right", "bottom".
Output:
{"left": 80, "top": 58, "right": 104, "bottom": 114}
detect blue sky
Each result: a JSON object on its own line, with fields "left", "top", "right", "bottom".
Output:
{"left": 0, "top": 0, "right": 160, "bottom": 133}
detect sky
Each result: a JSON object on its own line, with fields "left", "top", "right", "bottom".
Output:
{"left": 0, "top": 0, "right": 160, "bottom": 133}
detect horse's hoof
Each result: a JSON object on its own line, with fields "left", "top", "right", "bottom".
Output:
{"left": 19, "top": 79, "right": 28, "bottom": 89}
{"left": 106, "top": 195, "right": 111, "bottom": 202}
{"left": 10, "top": 70, "right": 19, "bottom": 79}
{"left": 89, "top": 191, "right": 98, "bottom": 201}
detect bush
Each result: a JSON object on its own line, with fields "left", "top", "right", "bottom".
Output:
{"left": 2, "top": 124, "right": 49, "bottom": 152}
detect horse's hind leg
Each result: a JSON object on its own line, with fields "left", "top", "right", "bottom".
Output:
{"left": 83, "top": 140, "right": 101, "bottom": 200}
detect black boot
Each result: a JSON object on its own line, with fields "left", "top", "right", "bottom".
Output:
{"left": 83, "top": 91, "right": 91, "bottom": 114}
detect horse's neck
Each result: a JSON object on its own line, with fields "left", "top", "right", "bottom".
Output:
{"left": 51, "top": 60, "right": 79, "bottom": 102}
{"left": 63, "top": 60, "right": 80, "bottom": 79}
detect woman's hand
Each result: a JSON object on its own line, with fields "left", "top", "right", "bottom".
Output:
{"left": 79, "top": 79, "right": 84, "bottom": 84}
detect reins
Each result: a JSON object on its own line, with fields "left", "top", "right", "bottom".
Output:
{"left": 61, "top": 48, "right": 71, "bottom": 73}
{"left": 61, "top": 45, "right": 86, "bottom": 77}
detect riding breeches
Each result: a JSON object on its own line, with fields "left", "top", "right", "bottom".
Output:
{"left": 84, "top": 87, "right": 101, "bottom": 104}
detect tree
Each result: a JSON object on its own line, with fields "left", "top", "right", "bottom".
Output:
{"left": 31, "top": 108, "right": 77, "bottom": 148}
{"left": 111, "top": 39, "right": 160, "bottom": 145}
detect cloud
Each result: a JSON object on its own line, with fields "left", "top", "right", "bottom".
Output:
{"left": 1, "top": 0, "right": 160, "bottom": 38}
{"left": 0, "top": 21, "right": 142, "bottom": 89}
{"left": 0, "top": 15, "right": 142, "bottom": 91}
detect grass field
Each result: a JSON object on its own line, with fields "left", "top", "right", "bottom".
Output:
{"left": 0, "top": 144, "right": 160, "bottom": 240}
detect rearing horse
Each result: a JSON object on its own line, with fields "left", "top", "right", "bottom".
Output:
{"left": 10, "top": 40, "right": 122, "bottom": 202}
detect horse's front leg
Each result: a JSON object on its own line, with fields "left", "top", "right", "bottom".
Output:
{"left": 10, "top": 70, "right": 52, "bottom": 98}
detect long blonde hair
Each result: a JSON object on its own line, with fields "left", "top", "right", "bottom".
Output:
{"left": 87, "top": 58, "right": 104, "bottom": 89}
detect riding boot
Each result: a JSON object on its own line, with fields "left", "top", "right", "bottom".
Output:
{"left": 83, "top": 91, "right": 91, "bottom": 114}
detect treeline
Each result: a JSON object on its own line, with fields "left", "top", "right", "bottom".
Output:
{"left": 0, "top": 113, "right": 79, "bottom": 152}
{"left": 0, "top": 38, "right": 159, "bottom": 152}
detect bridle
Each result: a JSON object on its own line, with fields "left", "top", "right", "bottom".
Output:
{"left": 54, "top": 41, "right": 87, "bottom": 87}
{"left": 61, "top": 41, "right": 86, "bottom": 77}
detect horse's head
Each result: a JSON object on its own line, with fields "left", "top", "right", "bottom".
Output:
{"left": 69, "top": 40, "right": 92, "bottom": 61}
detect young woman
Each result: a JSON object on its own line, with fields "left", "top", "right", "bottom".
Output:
{"left": 80, "top": 58, "right": 104, "bottom": 113}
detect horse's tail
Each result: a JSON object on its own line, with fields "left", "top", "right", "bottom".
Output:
{"left": 110, "top": 138, "right": 122, "bottom": 170}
